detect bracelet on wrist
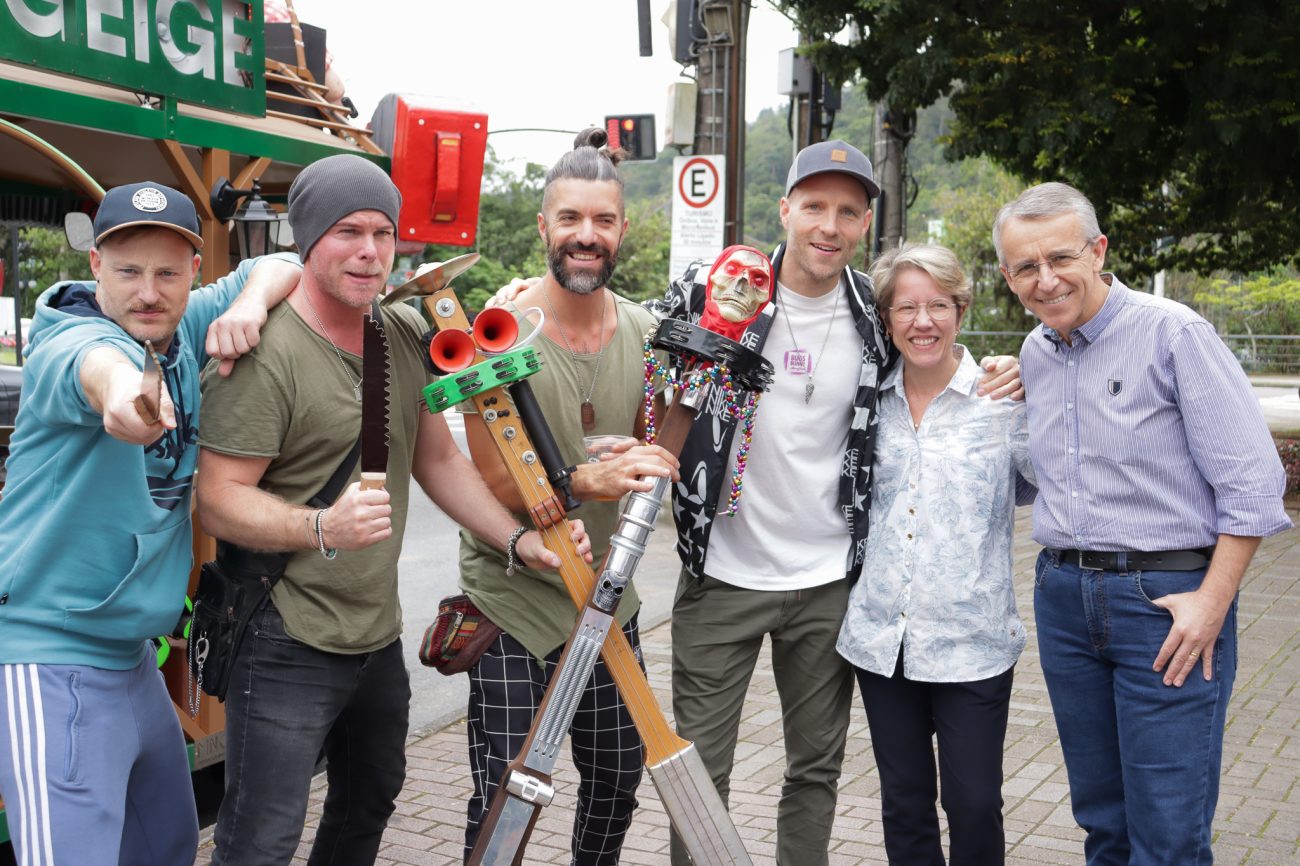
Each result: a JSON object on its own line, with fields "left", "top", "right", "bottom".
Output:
{"left": 505, "top": 526, "right": 529, "bottom": 576}
{"left": 314, "top": 508, "right": 338, "bottom": 560}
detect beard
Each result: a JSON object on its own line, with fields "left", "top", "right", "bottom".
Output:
{"left": 547, "top": 239, "right": 618, "bottom": 295}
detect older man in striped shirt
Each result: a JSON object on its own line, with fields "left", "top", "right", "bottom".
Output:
{"left": 994, "top": 182, "right": 1291, "bottom": 866}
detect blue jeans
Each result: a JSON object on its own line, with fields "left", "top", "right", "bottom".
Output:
{"left": 211, "top": 603, "right": 410, "bottom": 866}
{"left": 1034, "top": 550, "right": 1237, "bottom": 866}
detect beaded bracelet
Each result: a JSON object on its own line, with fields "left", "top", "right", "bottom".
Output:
{"left": 505, "top": 526, "right": 529, "bottom": 576}
{"left": 314, "top": 508, "right": 338, "bottom": 560}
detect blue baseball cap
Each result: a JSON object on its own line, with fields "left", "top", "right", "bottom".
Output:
{"left": 94, "top": 181, "right": 203, "bottom": 249}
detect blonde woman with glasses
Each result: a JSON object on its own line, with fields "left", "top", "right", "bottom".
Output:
{"left": 836, "top": 243, "right": 1035, "bottom": 865}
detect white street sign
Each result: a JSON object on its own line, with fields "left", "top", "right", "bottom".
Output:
{"left": 670, "top": 154, "right": 726, "bottom": 281}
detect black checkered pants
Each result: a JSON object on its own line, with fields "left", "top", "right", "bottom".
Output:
{"left": 465, "top": 616, "right": 645, "bottom": 865}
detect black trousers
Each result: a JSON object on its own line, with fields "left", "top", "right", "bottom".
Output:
{"left": 212, "top": 603, "right": 409, "bottom": 866}
{"left": 465, "top": 617, "right": 644, "bottom": 866}
{"left": 854, "top": 654, "right": 1014, "bottom": 866}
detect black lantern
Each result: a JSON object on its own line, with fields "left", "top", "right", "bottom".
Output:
{"left": 210, "top": 178, "right": 283, "bottom": 260}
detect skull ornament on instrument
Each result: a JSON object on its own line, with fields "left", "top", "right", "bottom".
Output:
{"left": 700, "top": 245, "right": 774, "bottom": 341}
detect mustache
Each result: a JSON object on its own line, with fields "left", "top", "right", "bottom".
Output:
{"left": 561, "top": 240, "right": 610, "bottom": 258}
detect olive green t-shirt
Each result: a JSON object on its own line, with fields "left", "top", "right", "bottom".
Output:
{"left": 458, "top": 295, "right": 659, "bottom": 662}
{"left": 198, "top": 301, "right": 432, "bottom": 653}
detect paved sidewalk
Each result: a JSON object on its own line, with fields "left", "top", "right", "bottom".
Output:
{"left": 197, "top": 509, "right": 1300, "bottom": 865}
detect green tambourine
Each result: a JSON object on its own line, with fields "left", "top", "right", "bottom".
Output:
{"left": 422, "top": 346, "right": 543, "bottom": 414}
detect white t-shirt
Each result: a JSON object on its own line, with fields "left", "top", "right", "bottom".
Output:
{"left": 704, "top": 279, "right": 863, "bottom": 590}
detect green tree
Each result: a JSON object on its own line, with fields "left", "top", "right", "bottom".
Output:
{"left": 420, "top": 150, "right": 675, "bottom": 310}
{"left": 1193, "top": 271, "right": 1300, "bottom": 338}
{"left": 740, "top": 106, "right": 798, "bottom": 250}
{"left": 780, "top": 0, "right": 1300, "bottom": 277}
{"left": 18, "top": 226, "right": 90, "bottom": 316}
{"left": 929, "top": 170, "right": 1035, "bottom": 335}
{"left": 609, "top": 200, "right": 672, "bottom": 303}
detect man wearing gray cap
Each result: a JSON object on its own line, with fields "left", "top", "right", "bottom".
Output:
{"left": 0, "top": 180, "right": 301, "bottom": 866}
{"left": 652, "top": 140, "right": 1021, "bottom": 864}
{"left": 196, "top": 154, "right": 572, "bottom": 866}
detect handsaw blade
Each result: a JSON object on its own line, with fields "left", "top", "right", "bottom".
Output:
{"left": 133, "top": 339, "right": 163, "bottom": 424}
{"left": 381, "top": 252, "right": 480, "bottom": 306}
{"left": 360, "top": 313, "right": 391, "bottom": 488}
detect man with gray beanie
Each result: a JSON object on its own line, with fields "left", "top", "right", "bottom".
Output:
{"left": 650, "top": 140, "right": 1022, "bottom": 864}
{"left": 196, "top": 154, "right": 574, "bottom": 866}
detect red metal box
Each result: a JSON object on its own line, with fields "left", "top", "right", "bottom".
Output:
{"left": 372, "top": 94, "right": 488, "bottom": 247}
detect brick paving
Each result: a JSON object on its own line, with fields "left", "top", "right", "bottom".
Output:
{"left": 197, "top": 509, "right": 1299, "bottom": 865}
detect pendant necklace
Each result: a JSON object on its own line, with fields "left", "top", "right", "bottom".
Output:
{"left": 303, "top": 286, "right": 362, "bottom": 401}
{"left": 542, "top": 287, "right": 609, "bottom": 432}
{"left": 780, "top": 285, "right": 841, "bottom": 403}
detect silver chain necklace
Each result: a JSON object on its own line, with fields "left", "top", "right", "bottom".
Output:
{"left": 780, "top": 285, "right": 841, "bottom": 403}
{"left": 302, "top": 286, "right": 362, "bottom": 401}
{"left": 542, "top": 286, "right": 608, "bottom": 432}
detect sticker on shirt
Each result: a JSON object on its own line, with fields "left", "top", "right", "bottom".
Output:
{"left": 785, "top": 348, "right": 811, "bottom": 374}
{"left": 1107, "top": 378, "right": 1123, "bottom": 396}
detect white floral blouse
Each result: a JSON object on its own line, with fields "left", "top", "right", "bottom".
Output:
{"left": 837, "top": 347, "right": 1036, "bottom": 682}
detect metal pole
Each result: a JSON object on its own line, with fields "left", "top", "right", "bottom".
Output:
{"left": 728, "top": 0, "right": 748, "bottom": 247}
{"left": 693, "top": 0, "right": 748, "bottom": 247}
{"left": 9, "top": 225, "right": 22, "bottom": 366}
{"left": 636, "top": 0, "right": 653, "bottom": 56}
{"left": 873, "top": 104, "right": 908, "bottom": 251}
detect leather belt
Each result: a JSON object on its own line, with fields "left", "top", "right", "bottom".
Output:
{"left": 1053, "top": 548, "right": 1215, "bottom": 572}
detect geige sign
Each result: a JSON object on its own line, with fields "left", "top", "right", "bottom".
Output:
{"left": 1, "top": 0, "right": 266, "bottom": 116}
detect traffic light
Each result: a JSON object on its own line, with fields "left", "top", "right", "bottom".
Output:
{"left": 604, "top": 115, "right": 657, "bottom": 162}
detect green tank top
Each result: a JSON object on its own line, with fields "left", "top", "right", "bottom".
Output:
{"left": 199, "top": 301, "right": 432, "bottom": 653}
{"left": 458, "top": 294, "right": 659, "bottom": 662}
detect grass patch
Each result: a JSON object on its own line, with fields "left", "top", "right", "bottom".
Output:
{"left": 0, "top": 347, "right": 16, "bottom": 365}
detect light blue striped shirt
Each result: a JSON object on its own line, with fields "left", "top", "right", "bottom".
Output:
{"left": 1021, "top": 276, "right": 1292, "bottom": 551}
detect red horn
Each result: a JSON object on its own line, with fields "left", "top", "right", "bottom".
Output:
{"left": 472, "top": 307, "right": 519, "bottom": 353}
{"left": 428, "top": 328, "right": 477, "bottom": 373}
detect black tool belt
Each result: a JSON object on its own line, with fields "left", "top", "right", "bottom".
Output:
{"left": 215, "top": 540, "right": 293, "bottom": 580}
{"left": 1053, "top": 547, "right": 1215, "bottom": 572}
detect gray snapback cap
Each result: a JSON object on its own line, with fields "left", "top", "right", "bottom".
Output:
{"left": 785, "top": 139, "right": 880, "bottom": 200}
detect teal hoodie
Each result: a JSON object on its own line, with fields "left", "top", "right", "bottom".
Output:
{"left": 0, "top": 256, "right": 276, "bottom": 669}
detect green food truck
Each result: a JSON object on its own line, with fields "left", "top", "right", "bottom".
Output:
{"left": 0, "top": 1, "right": 487, "bottom": 849}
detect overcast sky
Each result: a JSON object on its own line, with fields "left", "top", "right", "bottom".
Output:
{"left": 307, "top": 0, "right": 799, "bottom": 171}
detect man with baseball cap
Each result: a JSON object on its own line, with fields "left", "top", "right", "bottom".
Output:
{"left": 195, "top": 154, "right": 575, "bottom": 865}
{"left": 652, "top": 140, "right": 1022, "bottom": 864}
{"left": 0, "top": 180, "right": 302, "bottom": 865}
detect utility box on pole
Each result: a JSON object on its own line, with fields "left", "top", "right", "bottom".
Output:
{"left": 665, "top": 82, "right": 697, "bottom": 148}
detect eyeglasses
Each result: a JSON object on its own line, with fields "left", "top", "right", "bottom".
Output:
{"left": 1005, "top": 240, "right": 1094, "bottom": 287}
{"left": 887, "top": 298, "right": 960, "bottom": 323}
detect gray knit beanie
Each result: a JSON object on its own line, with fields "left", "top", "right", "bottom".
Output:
{"left": 287, "top": 154, "right": 402, "bottom": 261}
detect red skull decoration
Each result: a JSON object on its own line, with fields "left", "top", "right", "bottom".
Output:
{"left": 699, "top": 245, "right": 774, "bottom": 341}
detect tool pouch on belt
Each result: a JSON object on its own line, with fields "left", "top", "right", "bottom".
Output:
{"left": 187, "top": 437, "right": 364, "bottom": 707}
{"left": 189, "top": 546, "right": 288, "bottom": 702}
{"left": 419, "top": 594, "right": 502, "bottom": 675}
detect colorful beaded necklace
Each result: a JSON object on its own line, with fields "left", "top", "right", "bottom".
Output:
{"left": 641, "top": 334, "right": 761, "bottom": 515}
